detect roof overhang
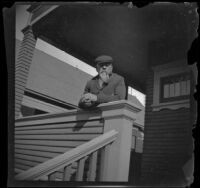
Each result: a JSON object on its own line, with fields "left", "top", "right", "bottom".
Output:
{"left": 27, "top": 3, "right": 198, "bottom": 93}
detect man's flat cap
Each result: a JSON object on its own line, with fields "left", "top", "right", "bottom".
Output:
{"left": 95, "top": 55, "right": 113, "bottom": 65}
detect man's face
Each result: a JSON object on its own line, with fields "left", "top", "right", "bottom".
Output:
{"left": 96, "top": 63, "right": 113, "bottom": 83}
{"left": 97, "top": 63, "right": 113, "bottom": 75}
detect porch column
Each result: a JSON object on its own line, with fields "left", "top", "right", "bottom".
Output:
{"left": 15, "top": 25, "right": 37, "bottom": 118}
{"left": 99, "top": 100, "right": 142, "bottom": 182}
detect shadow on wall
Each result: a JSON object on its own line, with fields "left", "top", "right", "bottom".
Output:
{"left": 73, "top": 107, "right": 103, "bottom": 131}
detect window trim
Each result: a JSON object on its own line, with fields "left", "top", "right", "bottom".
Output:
{"left": 151, "top": 60, "right": 191, "bottom": 111}
{"left": 160, "top": 72, "right": 191, "bottom": 103}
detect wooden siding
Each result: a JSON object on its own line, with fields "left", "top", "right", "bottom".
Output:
{"left": 140, "top": 69, "right": 193, "bottom": 186}
{"left": 15, "top": 119, "right": 104, "bottom": 174}
{"left": 24, "top": 43, "right": 92, "bottom": 107}
{"left": 15, "top": 26, "right": 37, "bottom": 118}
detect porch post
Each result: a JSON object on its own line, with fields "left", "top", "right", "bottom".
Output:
{"left": 15, "top": 25, "right": 37, "bottom": 118}
{"left": 99, "top": 101, "right": 142, "bottom": 182}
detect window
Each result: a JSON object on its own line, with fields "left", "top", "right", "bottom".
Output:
{"left": 160, "top": 73, "right": 191, "bottom": 103}
{"left": 151, "top": 60, "right": 193, "bottom": 111}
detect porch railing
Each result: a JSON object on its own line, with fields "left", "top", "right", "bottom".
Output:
{"left": 15, "top": 129, "right": 118, "bottom": 181}
{"left": 15, "top": 100, "right": 142, "bottom": 182}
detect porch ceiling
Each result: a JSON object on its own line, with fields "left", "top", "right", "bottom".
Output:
{"left": 31, "top": 3, "right": 196, "bottom": 93}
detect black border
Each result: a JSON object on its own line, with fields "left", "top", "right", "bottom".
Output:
{"left": 3, "top": 1, "right": 199, "bottom": 187}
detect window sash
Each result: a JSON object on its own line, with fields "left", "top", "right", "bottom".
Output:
{"left": 160, "top": 73, "right": 190, "bottom": 102}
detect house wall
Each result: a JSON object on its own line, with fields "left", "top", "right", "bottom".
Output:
{"left": 16, "top": 39, "right": 93, "bottom": 107}
{"left": 15, "top": 39, "right": 146, "bottom": 181}
{"left": 15, "top": 116, "right": 104, "bottom": 177}
{"left": 16, "top": 39, "right": 145, "bottom": 127}
{"left": 140, "top": 68, "right": 194, "bottom": 186}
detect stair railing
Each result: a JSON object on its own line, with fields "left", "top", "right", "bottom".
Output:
{"left": 15, "top": 100, "right": 142, "bottom": 182}
{"left": 15, "top": 129, "right": 118, "bottom": 181}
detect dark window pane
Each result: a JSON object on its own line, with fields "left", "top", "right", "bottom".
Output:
{"left": 160, "top": 72, "right": 190, "bottom": 103}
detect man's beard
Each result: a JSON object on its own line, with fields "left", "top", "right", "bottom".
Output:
{"left": 99, "top": 71, "right": 110, "bottom": 83}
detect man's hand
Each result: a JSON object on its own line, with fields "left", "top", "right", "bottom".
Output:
{"left": 82, "top": 93, "right": 97, "bottom": 102}
{"left": 79, "top": 93, "right": 97, "bottom": 108}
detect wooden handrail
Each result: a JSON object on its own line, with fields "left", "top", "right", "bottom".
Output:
{"left": 15, "top": 129, "right": 118, "bottom": 181}
{"left": 15, "top": 100, "right": 142, "bottom": 181}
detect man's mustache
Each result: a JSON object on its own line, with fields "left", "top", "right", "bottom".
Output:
{"left": 100, "top": 70, "right": 108, "bottom": 74}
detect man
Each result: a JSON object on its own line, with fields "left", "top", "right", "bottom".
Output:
{"left": 78, "top": 55, "right": 126, "bottom": 109}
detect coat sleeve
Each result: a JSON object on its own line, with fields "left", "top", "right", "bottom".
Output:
{"left": 83, "top": 81, "right": 90, "bottom": 94}
{"left": 78, "top": 81, "right": 97, "bottom": 109}
{"left": 97, "top": 77, "right": 126, "bottom": 103}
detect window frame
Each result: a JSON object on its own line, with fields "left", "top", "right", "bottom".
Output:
{"left": 151, "top": 60, "right": 192, "bottom": 111}
{"left": 159, "top": 72, "right": 191, "bottom": 103}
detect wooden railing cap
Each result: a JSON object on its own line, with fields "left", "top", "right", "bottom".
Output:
{"left": 98, "top": 100, "right": 142, "bottom": 121}
{"left": 98, "top": 100, "right": 142, "bottom": 112}
{"left": 16, "top": 100, "right": 141, "bottom": 123}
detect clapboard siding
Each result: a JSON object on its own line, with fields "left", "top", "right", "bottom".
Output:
{"left": 15, "top": 117, "right": 104, "bottom": 174}
{"left": 15, "top": 163, "right": 32, "bottom": 171}
{"left": 15, "top": 120, "right": 102, "bottom": 129}
{"left": 15, "top": 144, "right": 73, "bottom": 153}
{"left": 15, "top": 168, "right": 24, "bottom": 174}
{"left": 15, "top": 158, "right": 40, "bottom": 167}
{"left": 15, "top": 140, "right": 85, "bottom": 147}
{"left": 15, "top": 134, "right": 101, "bottom": 140}
{"left": 15, "top": 115, "right": 102, "bottom": 126}
{"left": 15, "top": 26, "right": 37, "bottom": 118}
{"left": 140, "top": 69, "right": 192, "bottom": 185}
{"left": 15, "top": 127, "right": 103, "bottom": 134}
{"left": 15, "top": 149, "right": 61, "bottom": 158}
{"left": 15, "top": 153, "right": 49, "bottom": 163}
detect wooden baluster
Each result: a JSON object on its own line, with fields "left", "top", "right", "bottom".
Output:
{"left": 76, "top": 156, "right": 87, "bottom": 181}
{"left": 48, "top": 171, "right": 57, "bottom": 181}
{"left": 63, "top": 165, "right": 72, "bottom": 181}
{"left": 87, "top": 151, "right": 98, "bottom": 181}
{"left": 99, "top": 144, "right": 111, "bottom": 181}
